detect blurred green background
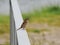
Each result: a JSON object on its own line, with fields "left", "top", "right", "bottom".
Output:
{"left": 0, "top": 0, "right": 60, "bottom": 45}
{"left": 22, "top": 6, "right": 60, "bottom": 45}
{"left": 0, "top": 15, "right": 10, "bottom": 45}
{"left": 22, "top": 5, "right": 60, "bottom": 32}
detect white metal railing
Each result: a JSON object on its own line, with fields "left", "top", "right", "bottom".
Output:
{"left": 10, "top": 0, "right": 31, "bottom": 45}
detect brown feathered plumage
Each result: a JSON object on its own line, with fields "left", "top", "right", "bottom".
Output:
{"left": 17, "top": 18, "right": 29, "bottom": 30}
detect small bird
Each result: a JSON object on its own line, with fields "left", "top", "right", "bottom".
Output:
{"left": 17, "top": 18, "right": 29, "bottom": 30}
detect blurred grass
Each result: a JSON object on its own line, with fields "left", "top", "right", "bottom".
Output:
{"left": 0, "top": 15, "right": 10, "bottom": 45}
{"left": 5, "top": 42, "right": 10, "bottom": 45}
{"left": 27, "top": 29, "right": 40, "bottom": 33}
{"left": 22, "top": 6, "right": 60, "bottom": 45}
{"left": 0, "top": 15, "right": 9, "bottom": 24}
{"left": 0, "top": 6, "right": 60, "bottom": 45}
{"left": 27, "top": 28, "right": 50, "bottom": 33}
{"left": 0, "top": 15, "right": 10, "bottom": 34}
{"left": 22, "top": 6, "right": 60, "bottom": 26}
{"left": 0, "top": 6, "right": 60, "bottom": 34}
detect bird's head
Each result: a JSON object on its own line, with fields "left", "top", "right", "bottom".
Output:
{"left": 24, "top": 18, "right": 29, "bottom": 23}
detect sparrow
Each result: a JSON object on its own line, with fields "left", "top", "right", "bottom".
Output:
{"left": 17, "top": 18, "right": 29, "bottom": 30}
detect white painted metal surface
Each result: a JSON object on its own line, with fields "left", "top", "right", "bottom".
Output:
{"left": 17, "top": 29, "right": 31, "bottom": 45}
{"left": 11, "top": 0, "right": 23, "bottom": 29}
{"left": 11, "top": 0, "right": 31, "bottom": 45}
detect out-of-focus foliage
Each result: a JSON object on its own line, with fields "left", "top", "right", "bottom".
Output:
{"left": 22, "top": 6, "right": 60, "bottom": 26}
{"left": 0, "top": 15, "right": 10, "bottom": 45}
{"left": 0, "top": 15, "right": 10, "bottom": 34}
{"left": 22, "top": 6, "right": 60, "bottom": 45}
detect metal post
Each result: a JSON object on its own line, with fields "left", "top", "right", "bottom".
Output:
{"left": 10, "top": 0, "right": 17, "bottom": 45}
{"left": 10, "top": 0, "right": 31, "bottom": 45}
